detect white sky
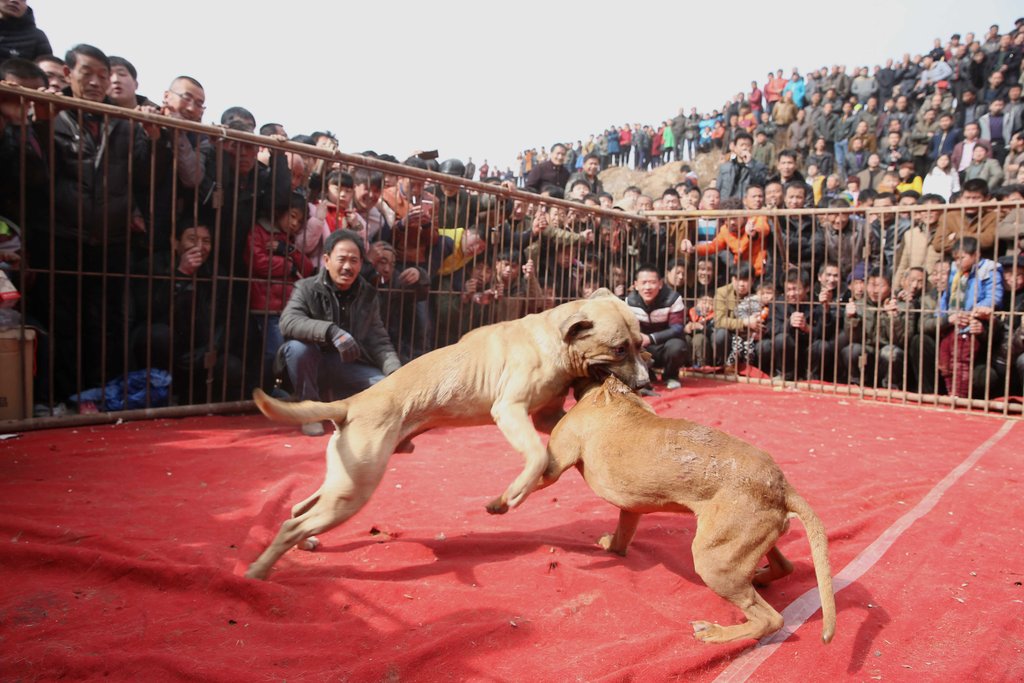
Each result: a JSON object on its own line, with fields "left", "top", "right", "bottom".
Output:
{"left": 41, "top": 0, "right": 1021, "bottom": 172}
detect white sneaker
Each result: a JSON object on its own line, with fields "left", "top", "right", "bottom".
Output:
{"left": 301, "top": 421, "right": 325, "bottom": 437}
{"left": 665, "top": 379, "right": 682, "bottom": 390}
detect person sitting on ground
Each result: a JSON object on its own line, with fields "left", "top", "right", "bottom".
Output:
{"left": 131, "top": 218, "right": 247, "bottom": 404}
{"left": 838, "top": 268, "right": 908, "bottom": 388}
{"left": 757, "top": 268, "right": 834, "bottom": 381}
{"left": 278, "top": 229, "right": 401, "bottom": 436}
{"left": 728, "top": 277, "right": 774, "bottom": 374}
{"left": 626, "top": 263, "right": 689, "bottom": 390}
{"left": 979, "top": 254, "right": 1024, "bottom": 397}
{"left": 937, "top": 236, "right": 1004, "bottom": 398}
{"left": 711, "top": 263, "right": 760, "bottom": 369}
{"left": 685, "top": 294, "right": 715, "bottom": 368}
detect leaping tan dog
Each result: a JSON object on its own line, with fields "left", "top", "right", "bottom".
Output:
{"left": 246, "top": 290, "right": 650, "bottom": 580}
{"left": 540, "top": 376, "right": 836, "bottom": 644}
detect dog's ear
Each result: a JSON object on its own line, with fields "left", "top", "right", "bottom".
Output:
{"left": 587, "top": 288, "right": 615, "bottom": 300}
{"left": 560, "top": 311, "right": 594, "bottom": 342}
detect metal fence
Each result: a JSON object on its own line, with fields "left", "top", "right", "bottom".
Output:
{"left": 0, "top": 84, "right": 1021, "bottom": 430}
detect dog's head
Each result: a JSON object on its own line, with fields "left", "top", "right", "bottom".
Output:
{"left": 558, "top": 289, "right": 650, "bottom": 390}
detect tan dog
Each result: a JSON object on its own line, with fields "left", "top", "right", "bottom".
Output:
{"left": 540, "top": 376, "right": 836, "bottom": 644}
{"left": 246, "top": 290, "right": 650, "bottom": 580}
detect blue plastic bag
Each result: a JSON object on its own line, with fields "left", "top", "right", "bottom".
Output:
{"left": 69, "top": 369, "right": 173, "bottom": 411}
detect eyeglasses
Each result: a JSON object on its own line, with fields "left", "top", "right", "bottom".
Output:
{"left": 170, "top": 90, "right": 206, "bottom": 110}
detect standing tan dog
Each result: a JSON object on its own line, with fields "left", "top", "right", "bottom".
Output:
{"left": 540, "top": 376, "right": 836, "bottom": 644}
{"left": 246, "top": 290, "right": 650, "bottom": 580}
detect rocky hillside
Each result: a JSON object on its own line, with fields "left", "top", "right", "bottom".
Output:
{"left": 598, "top": 149, "right": 723, "bottom": 201}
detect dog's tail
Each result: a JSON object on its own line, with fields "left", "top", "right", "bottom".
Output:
{"left": 253, "top": 389, "right": 349, "bottom": 426}
{"left": 786, "top": 488, "right": 836, "bottom": 644}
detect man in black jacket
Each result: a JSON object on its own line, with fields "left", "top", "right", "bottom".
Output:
{"left": 39, "top": 44, "right": 155, "bottom": 401}
{"left": 756, "top": 269, "right": 834, "bottom": 381}
{"left": 279, "top": 230, "right": 401, "bottom": 435}
{"left": 716, "top": 131, "right": 768, "bottom": 199}
{"left": 131, "top": 220, "right": 246, "bottom": 404}
{"left": 524, "top": 143, "right": 570, "bottom": 193}
{"left": 0, "top": 1, "right": 51, "bottom": 61}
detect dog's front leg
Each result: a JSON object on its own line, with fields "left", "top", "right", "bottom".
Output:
{"left": 598, "top": 510, "right": 641, "bottom": 556}
{"left": 486, "top": 402, "right": 548, "bottom": 514}
{"left": 531, "top": 390, "right": 568, "bottom": 434}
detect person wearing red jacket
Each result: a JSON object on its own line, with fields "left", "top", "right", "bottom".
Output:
{"left": 764, "top": 69, "right": 788, "bottom": 115}
{"left": 246, "top": 191, "right": 318, "bottom": 387}
{"left": 619, "top": 124, "right": 633, "bottom": 167}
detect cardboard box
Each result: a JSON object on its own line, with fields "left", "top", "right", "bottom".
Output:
{"left": 0, "top": 327, "right": 35, "bottom": 420}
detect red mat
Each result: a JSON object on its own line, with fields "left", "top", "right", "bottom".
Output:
{"left": 1, "top": 380, "right": 1022, "bottom": 682}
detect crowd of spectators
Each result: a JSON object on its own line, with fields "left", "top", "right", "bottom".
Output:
{"left": 516, "top": 20, "right": 1024, "bottom": 196}
{"left": 1, "top": 3, "right": 1023, "bottom": 418}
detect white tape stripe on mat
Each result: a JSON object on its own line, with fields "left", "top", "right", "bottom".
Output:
{"left": 713, "top": 419, "right": 1016, "bottom": 683}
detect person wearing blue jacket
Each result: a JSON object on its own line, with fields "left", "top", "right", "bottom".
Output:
{"left": 938, "top": 236, "right": 1004, "bottom": 397}
{"left": 783, "top": 73, "right": 806, "bottom": 109}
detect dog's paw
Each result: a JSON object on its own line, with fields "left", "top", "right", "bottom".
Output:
{"left": 691, "top": 621, "right": 722, "bottom": 642}
{"left": 244, "top": 564, "right": 269, "bottom": 581}
{"left": 485, "top": 497, "right": 509, "bottom": 515}
{"left": 597, "top": 534, "right": 628, "bottom": 556}
{"left": 299, "top": 536, "right": 320, "bottom": 552}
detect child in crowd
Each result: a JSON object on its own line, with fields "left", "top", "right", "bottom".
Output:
{"left": 840, "top": 268, "right": 907, "bottom": 387}
{"left": 938, "top": 237, "right": 1003, "bottom": 397}
{"left": 461, "top": 261, "right": 497, "bottom": 332}
{"left": 841, "top": 262, "right": 868, "bottom": 303}
{"left": 726, "top": 280, "right": 774, "bottom": 372}
{"left": 685, "top": 295, "right": 715, "bottom": 367}
{"left": 298, "top": 170, "right": 357, "bottom": 262}
{"left": 246, "top": 192, "right": 318, "bottom": 388}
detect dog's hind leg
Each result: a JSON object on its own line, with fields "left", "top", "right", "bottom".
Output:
{"left": 689, "top": 505, "right": 785, "bottom": 643}
{"left": 246, "top": 428, "right": 397, "bottom": 580}
{"left": 598, "top": 509, "right": 642, "bottom": 556}
{"left": 753, "top": 546, "right": 794, "bottom": 587}
{"left": 291, "top": 491, "right": 321, "bottom": 518}
{"left": 290, "top": 491, "right": 323, "bottom": 551}
{"left": 246, "top": 489, "right": 376, "bottom": 580}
